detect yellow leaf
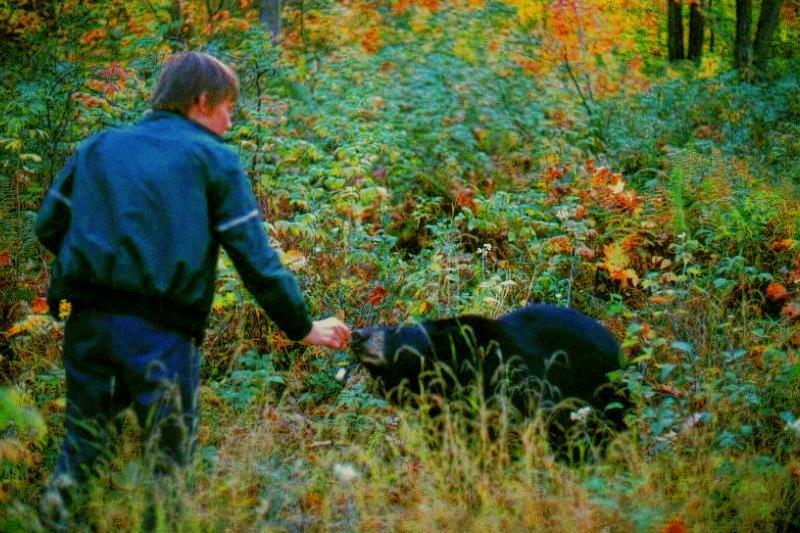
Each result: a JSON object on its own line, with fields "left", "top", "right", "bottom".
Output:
{"left": 601, "top": 242, "right": 639, "bottom": 288}
{"left": 609, "top": 176, "right": 625, "bottom": 194}
{"left": 416, "top": 300, "right": 434, "bottom": 314}
{"left": 19, "top": 153, "right": 42, "bottom": 162}
{"left": 4, "top": 316, "right": 50, "bottom": 337}
{"left": 602, "top": 242, "right": 630, "bottom": 270}
{"left": 280, "top": 248, "right": 307, "bottom": 271}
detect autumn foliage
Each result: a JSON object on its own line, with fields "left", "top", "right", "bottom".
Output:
{"left": 2, "top": 0, "right": 800, "bottom": 531}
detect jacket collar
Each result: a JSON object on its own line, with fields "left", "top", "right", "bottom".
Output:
{"left": 141, "top": 110, "right": 224, "bottom": 141}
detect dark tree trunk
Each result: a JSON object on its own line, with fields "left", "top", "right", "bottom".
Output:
{"left": 668, "top": 0, "right": 685, "bottom": 61}
{"left": 260, "top": 0, "right": 281, "bottom": 45}
{"left": 167, "top": 0, "right": 187, "bottom": 45}
{"left": 753, "top": 0, "right": 783, "bottom": 75}
{"left": 687, "top": 1, "right": 705, "bottom": 62}
{"left": 709, "top": 0, "right": 715, "bottom": 52}
{"left": 735, "top": 0, "right": 753, "bottom": 76}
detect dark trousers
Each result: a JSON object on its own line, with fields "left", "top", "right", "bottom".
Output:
{"left": 55, "top": 310, "right": 200, "bottom": 481}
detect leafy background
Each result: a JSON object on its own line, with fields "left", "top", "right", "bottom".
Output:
{"left": 1, "top": 0, "right": 800, "bottom": 530}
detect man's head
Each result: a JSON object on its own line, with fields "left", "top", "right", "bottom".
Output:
{"left": 151, "top": 51, "right": 239, "bottom": 135}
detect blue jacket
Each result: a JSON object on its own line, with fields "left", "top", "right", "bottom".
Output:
{"left": 36, "top": 110, "right": 312, "bottom": 341}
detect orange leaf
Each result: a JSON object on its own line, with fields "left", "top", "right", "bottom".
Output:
{"left": 621, "top": 233, "right": 641, "bottom": 252}
{"left": 769, "top": 238, "right": 795, "bottom": 251}
{"left": 360, "top": 27, "right": 381, "bottom": 54}
{"left": 661, "top": 516, "right": 688, "bottom": 533}
{"left": 766, "top": 282, "right": 790, "bottom": 302}
{"left": 79, "top": 28, "right": 107, "bottom": 46}
{"left": 548, "top": 235, "right": 573, "bottom": 254}
{"left": 649, "top": 295, "right": 674, "bottom": 305}
{"left": 0, "top": 251, "right": 10, "bottom": 267}
{"left": 653, "top": 384, "right": 682, "bottom": 398}
{"left": 32, "top": 297, "right": 49, "bottom": 314}
{"left": 454, "top": 187, "right": 476, "bottom": 212}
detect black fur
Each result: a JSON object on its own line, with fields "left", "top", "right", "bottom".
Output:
{"left": 351, "top": 304, "right": 628, "bottom": 447}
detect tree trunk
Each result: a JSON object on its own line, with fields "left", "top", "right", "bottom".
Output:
{"left": 260, "top": 0, "right": 282, "bottom": 45}
{"left": 708, "top": 0, "right": 715, "bottom": 52}
{"left": 687, "top": 1, "right": 704, "bottom": 62}
{"left": 735, "top": 0, "right": 753, "bottom": 76}
{"left": 668, "top": 0, "right": 685, "bottom": 61}
{"left": 167, "top": 0, "right": 187, "bottom": 45}
{"left": 752, "top": 0, "right": 783, "bottom": 75}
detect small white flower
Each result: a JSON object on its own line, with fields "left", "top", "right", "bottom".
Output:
{"left": 555, "top": 207, "right": 571, "bottom": 221}
{"left": 335, "top": 367, "right": 347, "bottom": 381}
{"left": 569, "top": 406, "right": 593, "bottom": 422}
{"left": 333, "top": 463, "right": 360, "bottom": 483}
{"left": 476, "top": 243, "right": 493, "bottom": 258}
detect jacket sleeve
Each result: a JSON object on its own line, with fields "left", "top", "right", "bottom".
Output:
{"left": 35, "top": 156, "right": 76, "bottom": 255}
{"left": 207, "top": 149, "right": 313, "bottom": 341}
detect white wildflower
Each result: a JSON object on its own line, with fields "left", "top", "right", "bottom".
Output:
{"left": 476, "top": 243, "right": 492, "bottom": 258}
{"left": 335, "top": 367, "right": 347, "bottom": 381}
{"left": 333, "top": 463, "right": 360, "bottom": 483}
{"left": 785, "top": 418, "right": 800, "bottom": 438}
{"left": 569, "top": 406, "right": 593, "bottom": 423}
{"left": 555, "top": 207, "right": 571, "bottom": 221}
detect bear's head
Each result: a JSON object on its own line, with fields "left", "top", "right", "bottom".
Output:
{"left": 351, "top": 317, "right": 508, "bottom": 394}
{"left": 351, "top": 323, "right": 432, "bottom": 389}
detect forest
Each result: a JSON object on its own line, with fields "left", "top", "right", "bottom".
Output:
{"left": 1, "top": 0, "right": 800, "bottom": 530}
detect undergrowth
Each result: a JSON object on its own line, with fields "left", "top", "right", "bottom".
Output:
{"left": 2, "top": 2, "right": 800, "bottom": 531}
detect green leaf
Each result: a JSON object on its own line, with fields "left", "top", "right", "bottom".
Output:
{"left": 671, "top": 341, "right": 694, "bottom": 354}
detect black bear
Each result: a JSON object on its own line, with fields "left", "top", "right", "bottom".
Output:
{"left": 351, "top": 303, "right": 628, "bottom": 450}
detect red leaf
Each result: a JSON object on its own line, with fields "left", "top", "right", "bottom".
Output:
{"left": 366, "top": 286, "right": 387, "bottom": 306}
{"left": 32, "top": 297, "right": 49, "bottom": 314}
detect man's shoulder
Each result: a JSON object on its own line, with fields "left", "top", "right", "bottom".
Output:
{"left": 136, "top": 111, "right": 239, "bottom": 159}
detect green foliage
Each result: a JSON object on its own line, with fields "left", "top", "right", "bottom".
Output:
{"left": 213, "top": 350, "right": 285, "bottom": 411}
{"left": 2, "top": 1, "right": 800, "bottom": 530}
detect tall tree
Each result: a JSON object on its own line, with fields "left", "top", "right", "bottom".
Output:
{"left": 687, "top": 0, "right": 705, "bottom": 62}
{"left": 752, "top": 0, "right": 784, "bottom": 74}
{"left": 735, "top": 0, "right": 753, "bottom": 74}
{"left": 735, "top": 0, "right": 784, "bottom": 79}
{"left": 260, "top": 0, "right": 281, "bottom": 45}
{"left": 668, "top": 0, "right": 685, "bottom": 61}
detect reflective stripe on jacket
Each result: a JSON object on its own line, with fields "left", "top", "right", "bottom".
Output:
{"left": 36, "top": 110, "right": 312, "bottom": 341}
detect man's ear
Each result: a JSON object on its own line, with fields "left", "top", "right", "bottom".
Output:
{"left": 195, "top": 91, "right": 211, "bottom": 114}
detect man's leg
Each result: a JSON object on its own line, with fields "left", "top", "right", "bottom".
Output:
{"left": 41, "top": 311, "right": 129, "bottom": 528}
{"left": 109, "top": 315, "right": 200, "bottom": 473}
{"left": 56, "top": 311, "right": 131, "bottom": 479}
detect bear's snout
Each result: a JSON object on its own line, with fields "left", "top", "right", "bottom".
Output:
{"left": 350, "top": 327, "right": 387, "bottom": 366}
{"left": 351, "top": 328, "right": 369, "bottom": 347}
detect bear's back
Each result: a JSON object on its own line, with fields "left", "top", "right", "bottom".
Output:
{"left": 498, "top": 304, "right": 621, "bottom": 402}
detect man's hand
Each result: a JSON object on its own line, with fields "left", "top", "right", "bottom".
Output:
{"left": 302, "top": 317, "right": 351, "bottom": 349}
